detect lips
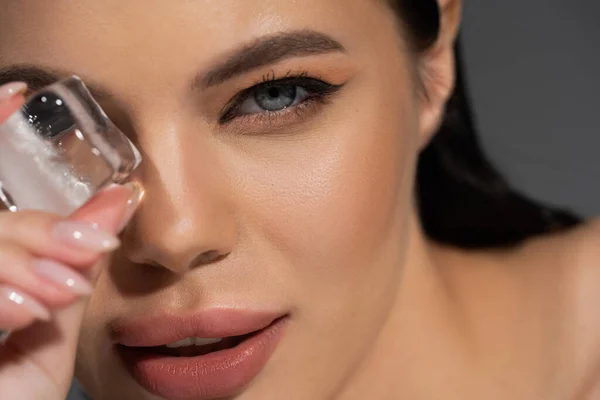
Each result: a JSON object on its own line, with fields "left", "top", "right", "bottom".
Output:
{"left": 110, "top": 310, "right": 287, "bottom": 400}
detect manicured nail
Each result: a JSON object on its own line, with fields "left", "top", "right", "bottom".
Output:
{"left": 118, "top": 182, "right": 144, "bottom": 232}
{"left": 0, "top": 82, "right": 27, "bottom": 100}
{"left": 0, "top": 286, "right": 51, "bottom": 321}
{"left": 54, "top": 221, "right": 120, "bottom": 252}
{"left": 34, "top": 259, "right": 93, "bottom": 295}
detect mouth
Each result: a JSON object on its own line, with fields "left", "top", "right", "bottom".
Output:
{"left": 112, "top": 311, "right": 288, "bottom": 400}
{"left": 138, "top": 330, "right": 259, "bottom": 358}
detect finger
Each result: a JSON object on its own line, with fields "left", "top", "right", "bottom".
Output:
{"left": 7, "top": 182, "right": 142, "bottom": 391}
{"left": 67, "top": 182, "right": 142, "bottom": 274}
{"left": 0, "top": 82, "right": 26, "bottom": 123}
{"left": 0, "top": 183, "right": 139, "bottom": 269}
{"left": 0, "top": 286, "right": 50, "bottom": 332}
{"left": 0, "top": 242, "right": 87, "bottom": 308}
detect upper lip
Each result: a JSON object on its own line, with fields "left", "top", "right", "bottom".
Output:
{"left": 109, "top": 309, "right": 284, "bottom": 347}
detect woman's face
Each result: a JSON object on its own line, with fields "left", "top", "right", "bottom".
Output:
{"left": 0, "top": 1, "right": 430, "bottom": 398}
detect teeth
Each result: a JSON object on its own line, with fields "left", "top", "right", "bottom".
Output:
{"left": 166, "top": 337, "right": 223, "bottom": 348}
{"left": 194, "top": 337, "right": 223, "bottom": 346}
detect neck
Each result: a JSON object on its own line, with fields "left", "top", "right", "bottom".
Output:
{"left": 336, "top": 214, "right": 477, "bottom": 399}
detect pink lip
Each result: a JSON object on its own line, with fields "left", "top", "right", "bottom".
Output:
{"left": 110, "top": 310, "right": 288, "bottom": 400}
{"left": 110, "top": 309, "right": 284, "bottom": 347}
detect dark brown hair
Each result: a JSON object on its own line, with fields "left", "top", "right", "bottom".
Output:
{"left": 392, "top": 0, "right": 581, "bottom": 248}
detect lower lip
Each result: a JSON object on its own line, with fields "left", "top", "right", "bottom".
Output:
{"left": 117, "top": 317, "right": 287, "bottom": 400}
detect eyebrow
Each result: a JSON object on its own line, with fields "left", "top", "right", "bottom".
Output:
{"left": 0, "top": 31, "right": 345, "bottom": 97}
{"left": 0, "top": 65, "right": 112, "bottom": 100}
{"left": 199, "top": 30, "right": 346, "bottom": 88}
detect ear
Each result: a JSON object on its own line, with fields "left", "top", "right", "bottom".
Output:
{"left": 418, "top": 0, "right": 462, "bottom": 148}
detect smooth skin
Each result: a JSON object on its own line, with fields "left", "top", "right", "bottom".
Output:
{"left": 0, "top": 0, "right": 600, "bottom": 399}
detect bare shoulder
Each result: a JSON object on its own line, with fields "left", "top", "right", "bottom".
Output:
{"left": 522, "top": 218, "right": 600, "bottom": 280}
{"left": 429, "top": 220, "right": 600, "bottom": 398}
{"left": 529, "top": 219, "right": 600, "bottom": 399}
{"left": 554, "top": 218, "right": 600, "bottom": 289}
{"left": 440, "top": 220, "right": 600, "bottom": 399}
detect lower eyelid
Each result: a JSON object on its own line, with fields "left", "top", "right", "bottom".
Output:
{"left": 220, "top": 94, "right": 334, "bottom": 134}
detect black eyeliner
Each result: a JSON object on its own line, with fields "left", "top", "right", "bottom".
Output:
{"left": 219, "top": 76, "right": 343, "bottom": 124}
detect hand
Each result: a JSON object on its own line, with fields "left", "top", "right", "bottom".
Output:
{"left": 0, "top": 82, "right": 140, "bottom": 399}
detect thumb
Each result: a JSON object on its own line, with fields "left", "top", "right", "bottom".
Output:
{"left": 10, "top": 182, "right": 142, "bottom": 392}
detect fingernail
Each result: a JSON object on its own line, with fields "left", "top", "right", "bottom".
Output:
{"left": 54, "top": 221, "right": 120, "bottom": 252}
{"left": 118, "top": 182, "right": 144, "bottom": 232}
{"left": 33, "top": 259, "right": 93, "bottom": 295}
{"left": 0, "top": 286, "right": 51, "bottom": 321}
{"left": 0, "top": 82, "right": 27, "bottom": 100}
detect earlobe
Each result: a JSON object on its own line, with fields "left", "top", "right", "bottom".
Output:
{"left": 417, "top": 0, "right": 462, "bottom": 149}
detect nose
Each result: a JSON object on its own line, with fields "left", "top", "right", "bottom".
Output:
{"left": 122, "top": 120, "right": 237, "bottom": 274}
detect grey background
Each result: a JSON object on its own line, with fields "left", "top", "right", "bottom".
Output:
{"left": 461, "top": 0, "right": 600, "bottom": 217}
{"left": 67, "top": 1, "right": 599, "bottom": 399}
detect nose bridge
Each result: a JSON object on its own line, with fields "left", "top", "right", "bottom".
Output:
{"left": 124, "top": 115, "right": 237, "bottom": 272}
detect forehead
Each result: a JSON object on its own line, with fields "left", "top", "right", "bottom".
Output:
{"left": 0, "top": 0, "right": 398, "bottom": 64}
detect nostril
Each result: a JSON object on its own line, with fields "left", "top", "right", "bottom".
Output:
{"left": 123, "top": 250, "right": 229, "bottom": 274}
{"left": 191, "top": 250, "right": 227, "bottom": 267}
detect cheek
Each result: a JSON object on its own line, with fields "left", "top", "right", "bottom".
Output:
{"left": 75, "top": 261, "right": 118, "bottom": 391}
{"left": 223, "top": 74, "right": 418, "bottom": 397}
{"left": 76, "top": 261, "right": 147, "bottom": 399}
{"left": 234, "top": 79, "right": 418, "bottom": 292}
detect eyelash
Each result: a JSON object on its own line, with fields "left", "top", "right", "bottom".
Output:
{"left": 219, "top": 71, "right": 343, "bottom": 125}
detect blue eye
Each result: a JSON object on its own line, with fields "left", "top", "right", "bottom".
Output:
{"left": 220, "top": 76, "right": 342, "bottom": 124}
{"left": 239, "top": 83, "right": 309, "bottom": 113}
